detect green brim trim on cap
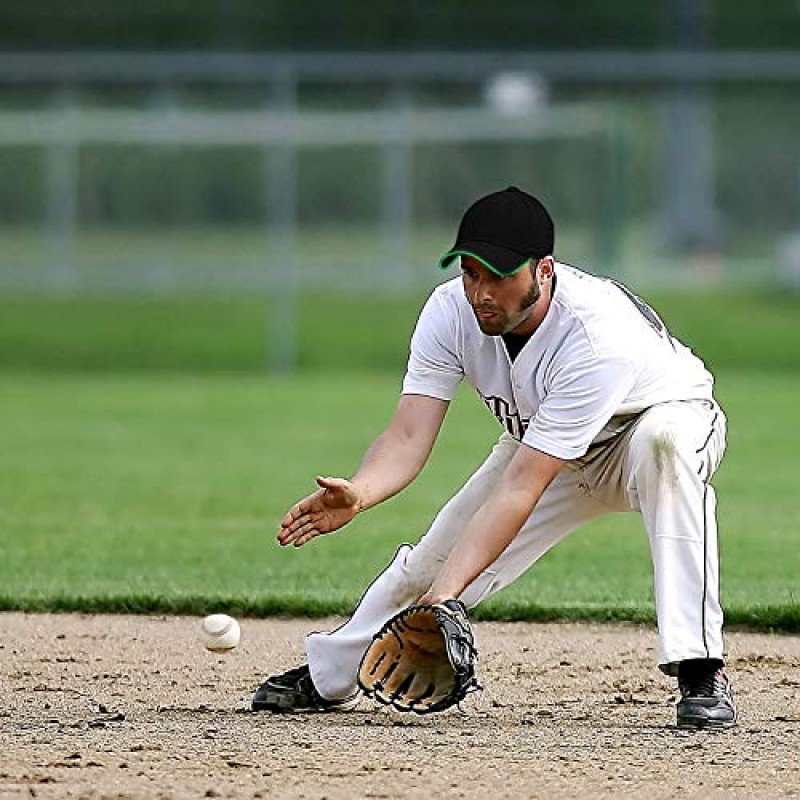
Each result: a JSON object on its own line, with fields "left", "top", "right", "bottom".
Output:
{"left": 438, "top": 249, "right": 532, "bottom": 277}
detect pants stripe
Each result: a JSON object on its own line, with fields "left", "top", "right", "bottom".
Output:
{"left": 701, "top": 483, "right": 710, "bottom": 659}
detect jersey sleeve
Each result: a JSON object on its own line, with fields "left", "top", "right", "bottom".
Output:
{"left": 402, "top": 290, "right": 464, "bottom": 401}
{"left": 523, "top": 353, "right": 638, "bottom": 460}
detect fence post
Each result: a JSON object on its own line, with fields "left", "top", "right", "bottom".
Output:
{"left": 46, "top": 89, "right": 79, "bottom": 291}
{"left": 382, "top": 86, "right": 414, "bottom": 288}
{"left": 265, "top": 68, "right": 299, "bottom": 373}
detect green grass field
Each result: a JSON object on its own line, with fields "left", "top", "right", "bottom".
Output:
{"left": 2, "top": 288, "right": 800, "bottom": 373}
{"left": 1, "top": 369, "right": 797, "bottom": 629}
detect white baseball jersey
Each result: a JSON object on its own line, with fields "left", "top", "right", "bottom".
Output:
{"left": 402, "top": 263, "right": 714, "bottom": 461}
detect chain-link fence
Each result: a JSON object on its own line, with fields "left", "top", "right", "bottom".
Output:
{"left": 1, "top": 52, "right": 799, "bottom": 368}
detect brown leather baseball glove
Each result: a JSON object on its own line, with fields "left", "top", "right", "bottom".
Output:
{"left": 357, "top": 599, "right": 480, "bottom": 714}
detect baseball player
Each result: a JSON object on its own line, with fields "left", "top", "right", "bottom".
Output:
{"left": 253, "top": 187, "right": 736, "bottom": 728}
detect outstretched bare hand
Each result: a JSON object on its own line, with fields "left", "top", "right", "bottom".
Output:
{"left": 277, "top": 476, "right": 362, "bottom": 547}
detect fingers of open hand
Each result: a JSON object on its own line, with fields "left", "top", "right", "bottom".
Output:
{"left": 277, "top": 515, "right": 326, "bottom": 547}
{"left": 275, "top": 481, "right": 359, "bottom": 548}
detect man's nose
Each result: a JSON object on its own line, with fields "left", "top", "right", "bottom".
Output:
{"left": 474, "top": 279, "right": 493, "bottom": 304}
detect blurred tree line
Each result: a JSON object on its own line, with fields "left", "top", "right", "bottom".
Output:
{"left": 1, "top": 0, "right": 799, "bottom": 51}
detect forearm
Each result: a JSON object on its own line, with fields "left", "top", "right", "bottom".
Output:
{"left": 350, "top": 394, "right": 448, "bottom": 512}
{"left": 426, "top": 444, "right": 564, "bottom": 601}
{"left": 428, "top": 488, "right": 536, "bottom": 599}
{"left": 350, "top": 428, "right": 431, "bottom": 511}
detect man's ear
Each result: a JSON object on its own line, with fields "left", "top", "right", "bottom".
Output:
{"left": 537, "top": 256, "right": 555, "bottom": 281}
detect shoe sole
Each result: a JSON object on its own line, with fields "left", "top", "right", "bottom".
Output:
{"left": 252, "top": 691, "right": 360, "bottom": 713}
{"left": 677, "top": 715, "right": 737, "bottom": 730}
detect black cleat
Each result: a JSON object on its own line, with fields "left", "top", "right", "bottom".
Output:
{"left": 252, "top": 664, "right": 359, "bottom": 713}
{"left": 676, "top": 662, "right": 737, "bottom": 729}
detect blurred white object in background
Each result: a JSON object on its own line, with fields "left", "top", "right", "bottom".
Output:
{"left": 778, "top": 231, "right": 800, "bottom": 289}
{"left": 484, "top": 72, "right": 548, "bottom": 117}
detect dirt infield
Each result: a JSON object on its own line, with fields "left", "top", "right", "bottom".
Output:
{"left": 1, "top": 613, "right": 798, "bottom": 799}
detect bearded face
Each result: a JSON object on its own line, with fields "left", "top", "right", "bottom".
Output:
{"left": 462, "top": 259, "right": 543, "bottom": 336}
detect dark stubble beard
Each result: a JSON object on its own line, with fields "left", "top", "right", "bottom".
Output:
{"left": 475, "top": 278, "right": 541, "bottom": 336}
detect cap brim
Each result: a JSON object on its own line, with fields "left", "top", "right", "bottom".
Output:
{"left": 438, "top": 242, "right": 532, "bottom": 277}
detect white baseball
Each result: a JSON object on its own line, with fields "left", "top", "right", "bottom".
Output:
{"left": 201, "top": 614, "right": 241, "bottom": 652}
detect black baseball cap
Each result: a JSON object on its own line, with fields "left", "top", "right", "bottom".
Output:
{"left": 438, "top": 186, "right": 555, "bottom": 276}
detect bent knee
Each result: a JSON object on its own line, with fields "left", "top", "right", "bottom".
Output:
{"left": 629, "top": 421, "right": 695, "bottom": 486}
{"left": 387, "top": 543, "right": 447, "bottom": 603}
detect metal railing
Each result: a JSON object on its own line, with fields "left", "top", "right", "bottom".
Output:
{"left": 3, "top": 50, "right": 800, "bottom": 85}
{"left": 0, "top": 101, "right": 619, "bottom": 371}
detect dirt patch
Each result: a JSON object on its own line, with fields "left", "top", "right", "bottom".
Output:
{"left": 1, "top": 613, "right": 798, "bottom": 799}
